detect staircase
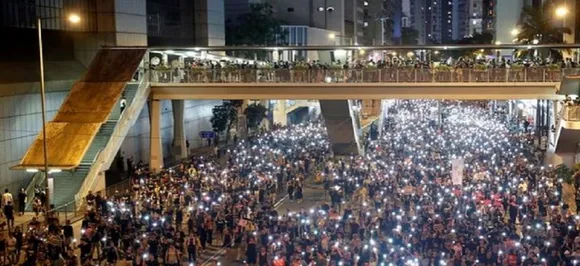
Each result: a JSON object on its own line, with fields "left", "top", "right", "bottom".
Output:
{"left": 51, "top": 82, "right": 143, "bottom": 207}
{"left": 51, "top": 165, "right": 90, "bottom": 207}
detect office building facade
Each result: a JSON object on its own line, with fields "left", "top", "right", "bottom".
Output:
{"left": 0, "top": 0, "right": 224, "bottom": 196}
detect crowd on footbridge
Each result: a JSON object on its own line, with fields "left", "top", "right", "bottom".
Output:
{"left": 151, "top": 56, "right": 580, "bottom": 84}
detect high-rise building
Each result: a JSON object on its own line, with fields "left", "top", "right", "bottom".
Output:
{"left": 0, "top": 0, "right": 226, "bottom": 198}
{"left": 410, "top": 0, "right": 461, "bottom": 44}
{"left": 481, "top": 0, "right": 495, "bottom": 35}
{"left": 271, "top": 0, "right": 365, "bottom": 45}
{"left": 224, "top": 0, "right": 266, "bottom": 25}
{"left": 363, "top": 0, "right": 401, "bottom": 45}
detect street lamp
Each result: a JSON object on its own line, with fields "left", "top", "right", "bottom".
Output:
{"left": 37, "top": 13, "right": 80, "bottom": 209}
{"left": 555, "top": 6, "right": 568, "bottom": 43}
{"left": 555, "top": 6, "right": 568, "bottom": 18}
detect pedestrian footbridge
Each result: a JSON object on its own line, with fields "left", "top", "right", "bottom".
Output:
{"left": 13, "top": 47, "right": 580, "bottom": 210}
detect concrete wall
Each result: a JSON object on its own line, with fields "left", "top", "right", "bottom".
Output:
{"left": 194, "top": 0, "right": 226, "bottom": 46}
{"left": 274, "top": 0, "right": 345, "bottom": 34}
{"left": 494, "top": 0, "right": 523, "bottom": 50}
{"left": 74, "top": 0, "right": 148, "bottom": 67}
{"left": 0, "top": 83, "right": 70, "bottom": 195}
{"left": 120, "top": 100, "right": 221, "bottom": 165}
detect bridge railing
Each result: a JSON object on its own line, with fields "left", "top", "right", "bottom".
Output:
{"left": 150, "top": 67, "right": 580, "bottom": 84}
{"left": 562, "top": 105, "right": 580, "bottom": 121}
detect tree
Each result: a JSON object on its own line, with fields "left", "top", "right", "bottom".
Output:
{"left": 444, "top": 32, "right": 494, "bottom": 58}
{"left": 244, "top": 103, "right": 267, "bottom": 131}
{"left": 210, "top": 100, "right": 243, "bottom": 143}
{"left": 226, "top": 3, "right": 287, "bottom": 59}
{"left": 515, "top": 1, "right": 570, "bottom": 59}
{"left": 401, "top": 27, "right": 419, "bottom": 45}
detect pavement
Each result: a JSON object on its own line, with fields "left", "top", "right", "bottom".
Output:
{"left": 199, "top": 178, "right": 327, "bottom": 266}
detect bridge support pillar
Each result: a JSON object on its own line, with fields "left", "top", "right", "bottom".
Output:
{"left": 149, "top": 99, "right": 163, "bottom": 172}
{"left": 319, "top": 100, "right": 361, "bottom": 156}
{"left": 273, "top": 100, "right": 287, "bottom": 126}
{"left": 172, "top": 100, "right": 188, "bottom": 161}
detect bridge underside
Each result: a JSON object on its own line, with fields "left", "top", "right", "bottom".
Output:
{"left": 150, "top": 82, "right": 562, "bottom": 100}
{"left": 319, "top": 100, "right": 360, "bottom": 156}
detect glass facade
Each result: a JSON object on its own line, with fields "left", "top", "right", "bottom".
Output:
{"left": 0, "top": 0, "right": 98, "bottom": 31}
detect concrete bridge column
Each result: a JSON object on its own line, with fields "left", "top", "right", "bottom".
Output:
{"left": 149, "top": 99, "right": 163, "bottom": 172}
{"left": 273, "top": 100, "right": 288, "bottom": 126}
{"left": 319, "top": 100, "right": 360, "bottom": 156}
{"left": 172, "top": 100, "right": 188, "bottom": 160}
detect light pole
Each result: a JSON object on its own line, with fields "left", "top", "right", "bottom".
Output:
{"left": 36, "top": 14, "right": 80, "bottom": 210}
{"left": 555, "top": 6, "right": 568, "bottom": 43}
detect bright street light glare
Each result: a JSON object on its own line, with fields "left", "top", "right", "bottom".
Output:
{"left": 68, "top": 14, "right": 81, "bottom": 23}
{"left": 555, "top": 6, "right": 568, "bottom": 18}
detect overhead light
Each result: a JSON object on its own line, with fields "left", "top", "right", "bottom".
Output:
{"left": 49, "top": 169, "right": 62, "bottom": 173}
{"left": 328, "top": 33, "right": 336, "bottom": 39}
{"left": 495, "top": 41, "right": 501, "bottom": 45}
{"left": 165, "top": 50, "right": 174, "bottom": 54}
{"left": 532, "top": 39, "right": 539, "bottom": 44}
{"left": 68, "top": 14, "right": 81, "bottom": 24}
{"left": 186, "top": 51, "right": 196, "bottom": 56}
{"left": 317, "top": 6, "right": 324, "bottom": 11}
{"left": 26, "top": 169, "right": 39, "bottom": 173}
{"left": 327, "top": 6, "right": 335, "bottom": 12}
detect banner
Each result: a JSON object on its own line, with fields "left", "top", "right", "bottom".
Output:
{"left": 451, "top": 158, "right": 464, "bottom": 186}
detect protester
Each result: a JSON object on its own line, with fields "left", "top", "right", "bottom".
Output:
{"left": 13, "top": 99, "right": 577, "bottom": 266}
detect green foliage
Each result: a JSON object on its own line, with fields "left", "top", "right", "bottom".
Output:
{"left": 210, "top": 101, "right": 242, "bottom": 140}
{"left": 473, "top": 64, "right": 488, "bottom": 71}
{"left": 226, "top": 3, "right": 287, "bottom": 59}
{"left": 443, "top": 32, "right": 493, "bottom": 58}
{"left": 515, "top": 1, "right": 570, "bottom": 59}
{"left": 293, "top": 62, "right": 309, "bottom": 70}
{"left": 435, "top": 65, "right": 452, "bottom": 72}
{"left": 244, "top": 103, "right": 267, "bottom": 130}
{"left": 556, "top": 164, "right": 575, "bottom": 185}
{"left": 401, "top": 27, "right": 419, "bottom": 45}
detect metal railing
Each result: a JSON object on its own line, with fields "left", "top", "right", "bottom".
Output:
{"left": 23, "top": 171, "right": 45, "bottom": 210}
{"left": 74, "top": 71, "right": 150, "bottom": 209}
{"left": 150, "top": 67, "right": 580, "bottom": 84}
{"left": 15, "top": 178, "right": 133, "bottom": 232}
{"left": 562, "top": 105, "right": 580, "bottom": 121}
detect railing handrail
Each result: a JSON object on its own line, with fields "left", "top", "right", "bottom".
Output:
{"left": 23, "top": 171, "right": 45, "bottom": 210}
{"left": 562, "top": 105, "right": 580, "bottom": 121}
{"left": 150, "top": 67, "right": 578, "bottom": 84}
{"left": 75, "top": 70, "right": 150, "bottom": 208}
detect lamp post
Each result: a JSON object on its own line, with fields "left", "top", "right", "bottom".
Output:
{"left": 555, "top": 6, "right": 568, "bottom": 43}
{"left": 37, "top": 14, "right": 80, "bottom": 210}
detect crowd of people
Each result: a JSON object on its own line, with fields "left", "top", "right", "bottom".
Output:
{"left": 3, "top": 99, "right": 580, "bottom": 266}
{"left": 150, "top": 55, "right": 580, "bottom": 83}
{"left": 170, "top": 56, "right": 580, "bottom": 72}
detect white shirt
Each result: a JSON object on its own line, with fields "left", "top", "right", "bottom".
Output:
{"left": 2, "top": 192, "right": 13, "bottom": 206}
